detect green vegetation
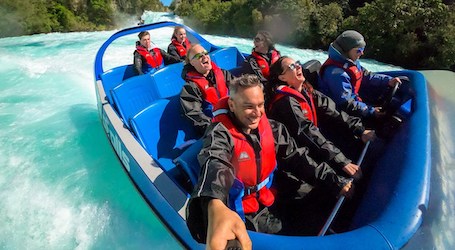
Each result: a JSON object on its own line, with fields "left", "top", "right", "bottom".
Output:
{"left": 1, "top": 0, "right": 453, "bottom": 69}
{"left": 0, "top": 0, "right": 166, "bottom": 38}
{"left": 172, "top": 0, "right": 455, "bottom": 70}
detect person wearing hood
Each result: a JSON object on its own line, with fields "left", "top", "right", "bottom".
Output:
{"left": 318, "top": 30, "right": 402, "bottom": 123}
{"left": 179, "top": 44, "right": 235, "bottom": 136}
{"left": 133, "top": 31, "right": 180, "bottom": 75}
{"left": 242, "top": 31, "right": 281, "bottom": 85}
{"left": 167, "top": 26, "right": 191, "bottom": 61}
{"left": 186, "top": 75, "right": 354, "bottom": 248}
{"left": 266, "top": 56, "right": 375, "bottom": 174}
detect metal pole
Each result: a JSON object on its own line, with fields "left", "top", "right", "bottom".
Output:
{"left": 318, "top": 140, "right": 371, "bottom": 236}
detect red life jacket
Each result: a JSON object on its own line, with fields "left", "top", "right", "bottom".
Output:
{"left": 268, "top": 85, "right": 318, "bottom": 127}
{"left": 136, "top": 46, "right": 164, "bottom": 69}
{"left": 212, "top": 97, "right": 277, "bottom": 214}
{"left": 320, "top": 58, "right": 363, "bottom": 99}
{"left": 185, "top": 62, "right": 229, "bottom": 106}
{"left": 251, "top": 49, "right": 280, "bottom": 79}
{"left": 171, "top": 38, "right": 191, "bottom": 57}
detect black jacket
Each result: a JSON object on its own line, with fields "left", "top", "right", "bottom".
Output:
{"left": 133, "top": 46, "right": 180, "bottom": 75}
{"left": 179, "top": 64, "right": 234, "bottom": 136}
{"left": 242, "top": 51, "right": 276, "bottom": 85}
{"left": 186, "top": 116, "right": 349, "bottom": 243}
{"left": 268, "top": 88, "right": 365, "bottom": 171}
{"left": 167, "top": 41, "right": 188, "bottom": 61}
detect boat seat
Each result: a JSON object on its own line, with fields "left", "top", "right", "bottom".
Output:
{"left": 301, "top": 59, "right": 321, "bottom": 89}
{"left": 210, "top": 47, "right": 246, "bottom": 71}
{"left": 100, "top": 65, "right": 136, "bottom": 104}
{"left": 150, "top": 62, "right": 185, "bottom": 99}
{"left": 130, "top": 96, "right": 199, "bottom": 172}
{"left": 173, "top": 138, "right": 203, "bottom": 187}
{"left": 111, "top": 73, "right": 158, "bottom": 128}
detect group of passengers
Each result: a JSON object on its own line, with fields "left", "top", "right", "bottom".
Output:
{"left": 133, "top": 27, "right": 410, "bottom": 250}
{"left": 133, "top": 26, "right": 190, "bottom": 75}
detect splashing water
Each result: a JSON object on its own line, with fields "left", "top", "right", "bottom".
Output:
{"left": 1, "top": 11, "right": 453, "bottom": 250}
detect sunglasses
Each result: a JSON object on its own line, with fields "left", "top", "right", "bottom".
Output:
{"left": 282, "top": 61, "right": 302, "bottom": 74}
{"left": 357, "top": 47, "right": 365, "bottom": 54}
{"left": 191, "top": 50, "right": 209, "bottom": 60}
{"left": 254, "top": 37, "right": 264, "bottom": 42}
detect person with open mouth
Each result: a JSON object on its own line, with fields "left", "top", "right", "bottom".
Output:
{"left": 180, "top": 44, "right": 235, "bottom": 136}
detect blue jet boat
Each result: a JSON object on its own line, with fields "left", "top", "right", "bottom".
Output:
{"left": 94, "top": 21, "right": 431, "bottom": 249}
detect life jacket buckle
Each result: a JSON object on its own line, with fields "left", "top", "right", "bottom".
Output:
{"left": 244, "top": 177, "right": 270, "bottom": 195}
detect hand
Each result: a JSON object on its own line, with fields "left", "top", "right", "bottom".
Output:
{"left": 361, "top": 130, "right": 376, "bottom": 143}
{"left": 373, "top": 107, "right": 386, "bottom": 118}
{"left": 206, "top": 199, "right": 252, "bottom": 250}
{"left": 342, "top": 163, "right": 362, "bottom": 180}
{"left": 388, "top": 77, "right": 402, "bottom": 87}
{"left": 339, "top": 181, "right": 354, "bottom": 199}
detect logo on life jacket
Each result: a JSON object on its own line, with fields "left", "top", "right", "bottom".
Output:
{"left": 213, "top": 97, "right": 277, "bottom": 217}
{"left": 238, "top": 151, "right": 250, "bottom": 161}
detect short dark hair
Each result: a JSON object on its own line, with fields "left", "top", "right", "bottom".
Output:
{"left": 138, "top": 31, "right": 150, "bottom": 40}
{"left": 229, "top": 74, "right": 263, "bottom": 98}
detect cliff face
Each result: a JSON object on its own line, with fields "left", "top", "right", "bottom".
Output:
{"left": 0, "top": 0, "right": 166, "bottom": 38}
{"left": 67, "top": 0, "right": 87, "bottom": 13}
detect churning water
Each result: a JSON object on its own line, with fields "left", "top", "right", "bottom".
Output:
{"left": 0, "top": 11, "right": 453, "bottom": 250}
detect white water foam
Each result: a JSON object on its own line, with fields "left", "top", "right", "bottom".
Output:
{"left": 6, "top": 11, "right": 449, "bottom": 250}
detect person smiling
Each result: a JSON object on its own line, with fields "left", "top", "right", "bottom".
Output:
{"left": 179, "top": 44, "right": 235, "bottom": 136}
{"left": 186, "top": 74, "right": 354, "bottom": 249}
{"left": 167, "top": 26, "right": 191, "bottom": 61}
{"left": 318, "top": 30, "right": 402, "bottom": 123}
{"left": 133, "top": 31, "right": 180, "bottom": 75}
{"left": 267, "top": 56, "right": 375, "bottom": 176}
{"left": 242, "top": 31, "right": 281, "bottom": 84}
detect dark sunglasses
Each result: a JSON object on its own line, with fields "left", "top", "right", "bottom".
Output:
{"left": 191, "top": 50, "right": 209, "bottom": 60}
{"left": 282, "top": 61, "right": 302, "bottom": 74}
{"left": 254, "top": 37, "right": 264, "bottom": 42}
{"left": 357, "top": 47, "right": 365, "bottom": 54}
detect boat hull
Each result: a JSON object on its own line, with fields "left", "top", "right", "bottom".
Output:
{"left": 94, "top": 21, "right": 431, "bottom": 249}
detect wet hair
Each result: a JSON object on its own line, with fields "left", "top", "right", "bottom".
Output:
{"left": 229, "top": 74, "right": 264, "bottom": 99}
{"left": 138, "top": 31, "right": 150, "bottom": 40}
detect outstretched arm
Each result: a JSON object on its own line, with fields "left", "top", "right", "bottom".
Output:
{"left": 206, "top": 199, "right": 252, "bottom": 250}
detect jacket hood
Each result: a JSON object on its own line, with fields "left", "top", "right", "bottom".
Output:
{"left": 328, "top": 43, "right": 357, "bottom": 66}
{"left": 181, "top": 63, "right": 196, "bottom": 79}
